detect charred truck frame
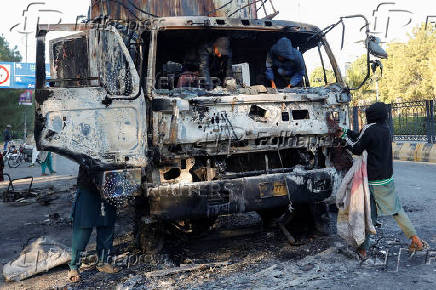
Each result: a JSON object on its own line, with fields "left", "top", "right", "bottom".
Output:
{"left": 34, "top": 0, "right": 383, "bottom": 250}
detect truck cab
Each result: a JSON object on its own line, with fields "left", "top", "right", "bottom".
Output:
{"left": 35, "top": 1, "right": 354, "bottom": 249}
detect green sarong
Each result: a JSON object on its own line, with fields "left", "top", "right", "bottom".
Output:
{"left": 369, "top": 179, "right": 402, "bottom": 216}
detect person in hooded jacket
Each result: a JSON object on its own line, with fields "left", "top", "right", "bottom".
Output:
{"left": 338, "top": 102, "right": 427, "bottom": 259}
{"left": 265, "top": 37, "right": 306, "bottom": 89}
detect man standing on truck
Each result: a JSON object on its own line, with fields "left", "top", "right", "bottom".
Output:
{"left": 68, "top": 166, "right": 118, "bottom": 282}
{"left": 266, "top": 37, "right": 306, "bottom": 89}
{"left": 198, "top": 36, "right": 233, "bottom": 90}
{"left": 338, "top": 102, "right": 427, "bottom": 259}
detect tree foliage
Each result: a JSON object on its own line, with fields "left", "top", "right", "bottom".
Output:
{"left": 0, "top": 35, "right": 31, "bottom": 142}
{"left": 309, "top": 67, "right": 336, "bottom": 87}
{"left": 346, "top": 24, "right": 436, "bottom": 104}
{"left": 0, "top": 36, "right": 21, "bottom": 62}
{"left": 346, "top": 54, "right": 376, "bottom": 105}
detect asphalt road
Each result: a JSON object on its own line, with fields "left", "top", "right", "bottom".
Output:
{"left": 192, "top": 161, "right": 436, "bottom": 290}
{"left": 1, "top": 154, "right": 79, "bottom": 191}
{"left": 3, "top": 153, "right": 79, "bottom": 179}
{"left": 0, "top": 161, "right": 435, "bottom": 289}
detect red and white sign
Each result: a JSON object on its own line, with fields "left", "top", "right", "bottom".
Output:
{"left": 0, "top": 64, "right": 10, "bottom": 87}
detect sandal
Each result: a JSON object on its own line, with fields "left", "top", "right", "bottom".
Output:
{"left": 96, "top": 263, "right": 119, "bottom": 274}
{"left": 409, "top": 236, "right": 429, "bottom": 255}
{"left": 409, "top": 236, "right": 429, "bottom": 251}
{"left": 68, "top": 269, "right": 80, "bottom": 283}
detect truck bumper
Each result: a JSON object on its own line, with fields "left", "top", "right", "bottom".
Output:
{"left": 147, "top": 167, "right": 339, "bottom": 221}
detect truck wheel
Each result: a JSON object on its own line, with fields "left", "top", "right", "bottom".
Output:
{"left": 309, "top": 202, "right": 332, "bottom": 236}
{"left": 190, "top": 218, "right": 216, "bottom": 237}
{"left": 277, "top": 203, "right": 332, "bottom": 236}
{"left": 136, "top": 218, "right": 164, "bottom": 254}
{"left": 134, "top": 197, "right": 164, "bottom": 254}
{"left": 257, "top": 207, "right": 287, "bottom": 228}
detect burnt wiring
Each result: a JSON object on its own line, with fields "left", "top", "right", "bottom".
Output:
{"left": 228, "top": 0, "right": 266, "bottom": 17}
{"left": 95, "top": 0, "right": 158, "bottom": 21}
{"left": 307, "top": 14, "right": 373, "bottom": 91}
{"left": 96, "top": 0, "right": 140, "bottom": 21}
{"left": 255, "top": 0, "right": 269, "bottom": 16}
{"left": 206, "top": 0, "right": 233, "bottom": 16}
{"left": 222, "top": 113, "right": 241, "bottom": 141}
{"left": 125, "top": 0, "right": 159, "bottom": 18}
{"left": 317, "top": 42, "right": 328, "bottom": 85}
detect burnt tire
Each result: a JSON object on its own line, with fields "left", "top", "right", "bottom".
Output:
{"left": 257, "top": 206, "right": 287, "bottom": 228}
{"left": 134, "top": 197, "right": 165, "bottom": 254}
{"left": 190, "top": 218, "right": 217, "bottom": 237}
{"left": 136, "top": 218, "right": 164, "bottom": 254}
{"left": 310, "top": 202, "right": 333, "bottom": 236}
{"left": 286, "top": 202, "right": 332, "bottom": 236}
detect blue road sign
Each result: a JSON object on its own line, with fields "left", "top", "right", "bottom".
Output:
{"left": 0, "top": 62, "right": 50, "bottom": 89}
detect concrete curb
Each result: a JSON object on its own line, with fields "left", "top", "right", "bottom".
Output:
{"left": 393, "top": 142, "right": 436, "bottom": 163}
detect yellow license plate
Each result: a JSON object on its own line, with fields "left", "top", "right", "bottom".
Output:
{"left": 259, "top": 180, "right": 288, "bottom": 198}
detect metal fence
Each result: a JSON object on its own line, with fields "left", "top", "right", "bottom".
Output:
{"left": 351, "top": 100, "right": 436, "bottom": 143}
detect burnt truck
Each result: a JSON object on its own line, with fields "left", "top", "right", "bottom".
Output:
{"left": 34, "top": 0, "right": 386, "bottom": 249}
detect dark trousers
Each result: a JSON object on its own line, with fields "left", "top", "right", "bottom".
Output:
{"left": 69, "top": 225, "right": 114, "bottom": 270}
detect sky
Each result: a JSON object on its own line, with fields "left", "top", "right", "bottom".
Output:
{"left": 273, "top": 0, "right": 436, "bottom": 73}
{"left": 0, "top": 0, "right": 435, "bottom": 74}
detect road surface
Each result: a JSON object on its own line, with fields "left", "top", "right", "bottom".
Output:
{"left": 0, "top": 161, "right": 435, "bottom": 289}
{"left": 1, "top": 154, "right": 79, "bottom": 190}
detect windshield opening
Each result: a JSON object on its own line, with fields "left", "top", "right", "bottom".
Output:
{"left": 153, "top": 29, "right": 334, "bottom": 93}
{"left": 305, "top": 40, "right": 338, "bottom": 87}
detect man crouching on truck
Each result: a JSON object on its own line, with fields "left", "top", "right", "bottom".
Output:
{"left": 265, "top": 37, "right": 306, "bottom": 89}
{"left": 338, "top": 102, "right": 427, "bottom": 259}
{"left": 68, "top": 166, "right": 119, "bottom": 282}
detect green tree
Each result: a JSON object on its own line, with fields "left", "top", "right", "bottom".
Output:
{"left": 346, "top": 23, "right": 436, "bottom": 104}
{"left": 345, "top": 54, "right": 377, "bottom": 105}
{"left": 0, "top": 36, "right": 21, "bottom": 62}
{"left": 379, "top": 24, "right": 436, "bottom": 102}
{"left": 309, "top": 67, "right": 336, "bottom": 87}
{"left": 0, "top": 35, "right": 32, "bottom": 143}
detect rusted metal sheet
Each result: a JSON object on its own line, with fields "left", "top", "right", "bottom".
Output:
{"left": 90, "top": 0, "right": 257, "bottom": 20}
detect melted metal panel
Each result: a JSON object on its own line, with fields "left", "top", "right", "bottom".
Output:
{"left": 38, "top": 87, "right": 147, "bottom": 167}
{"left": 147, "top": 167, "right": 339, "bottom": 220}
{"left": 152, "top": 86, "right": 349, "bottom": 157}
{"left": 36, "top": 27, "right": 147, "bottom": 169}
